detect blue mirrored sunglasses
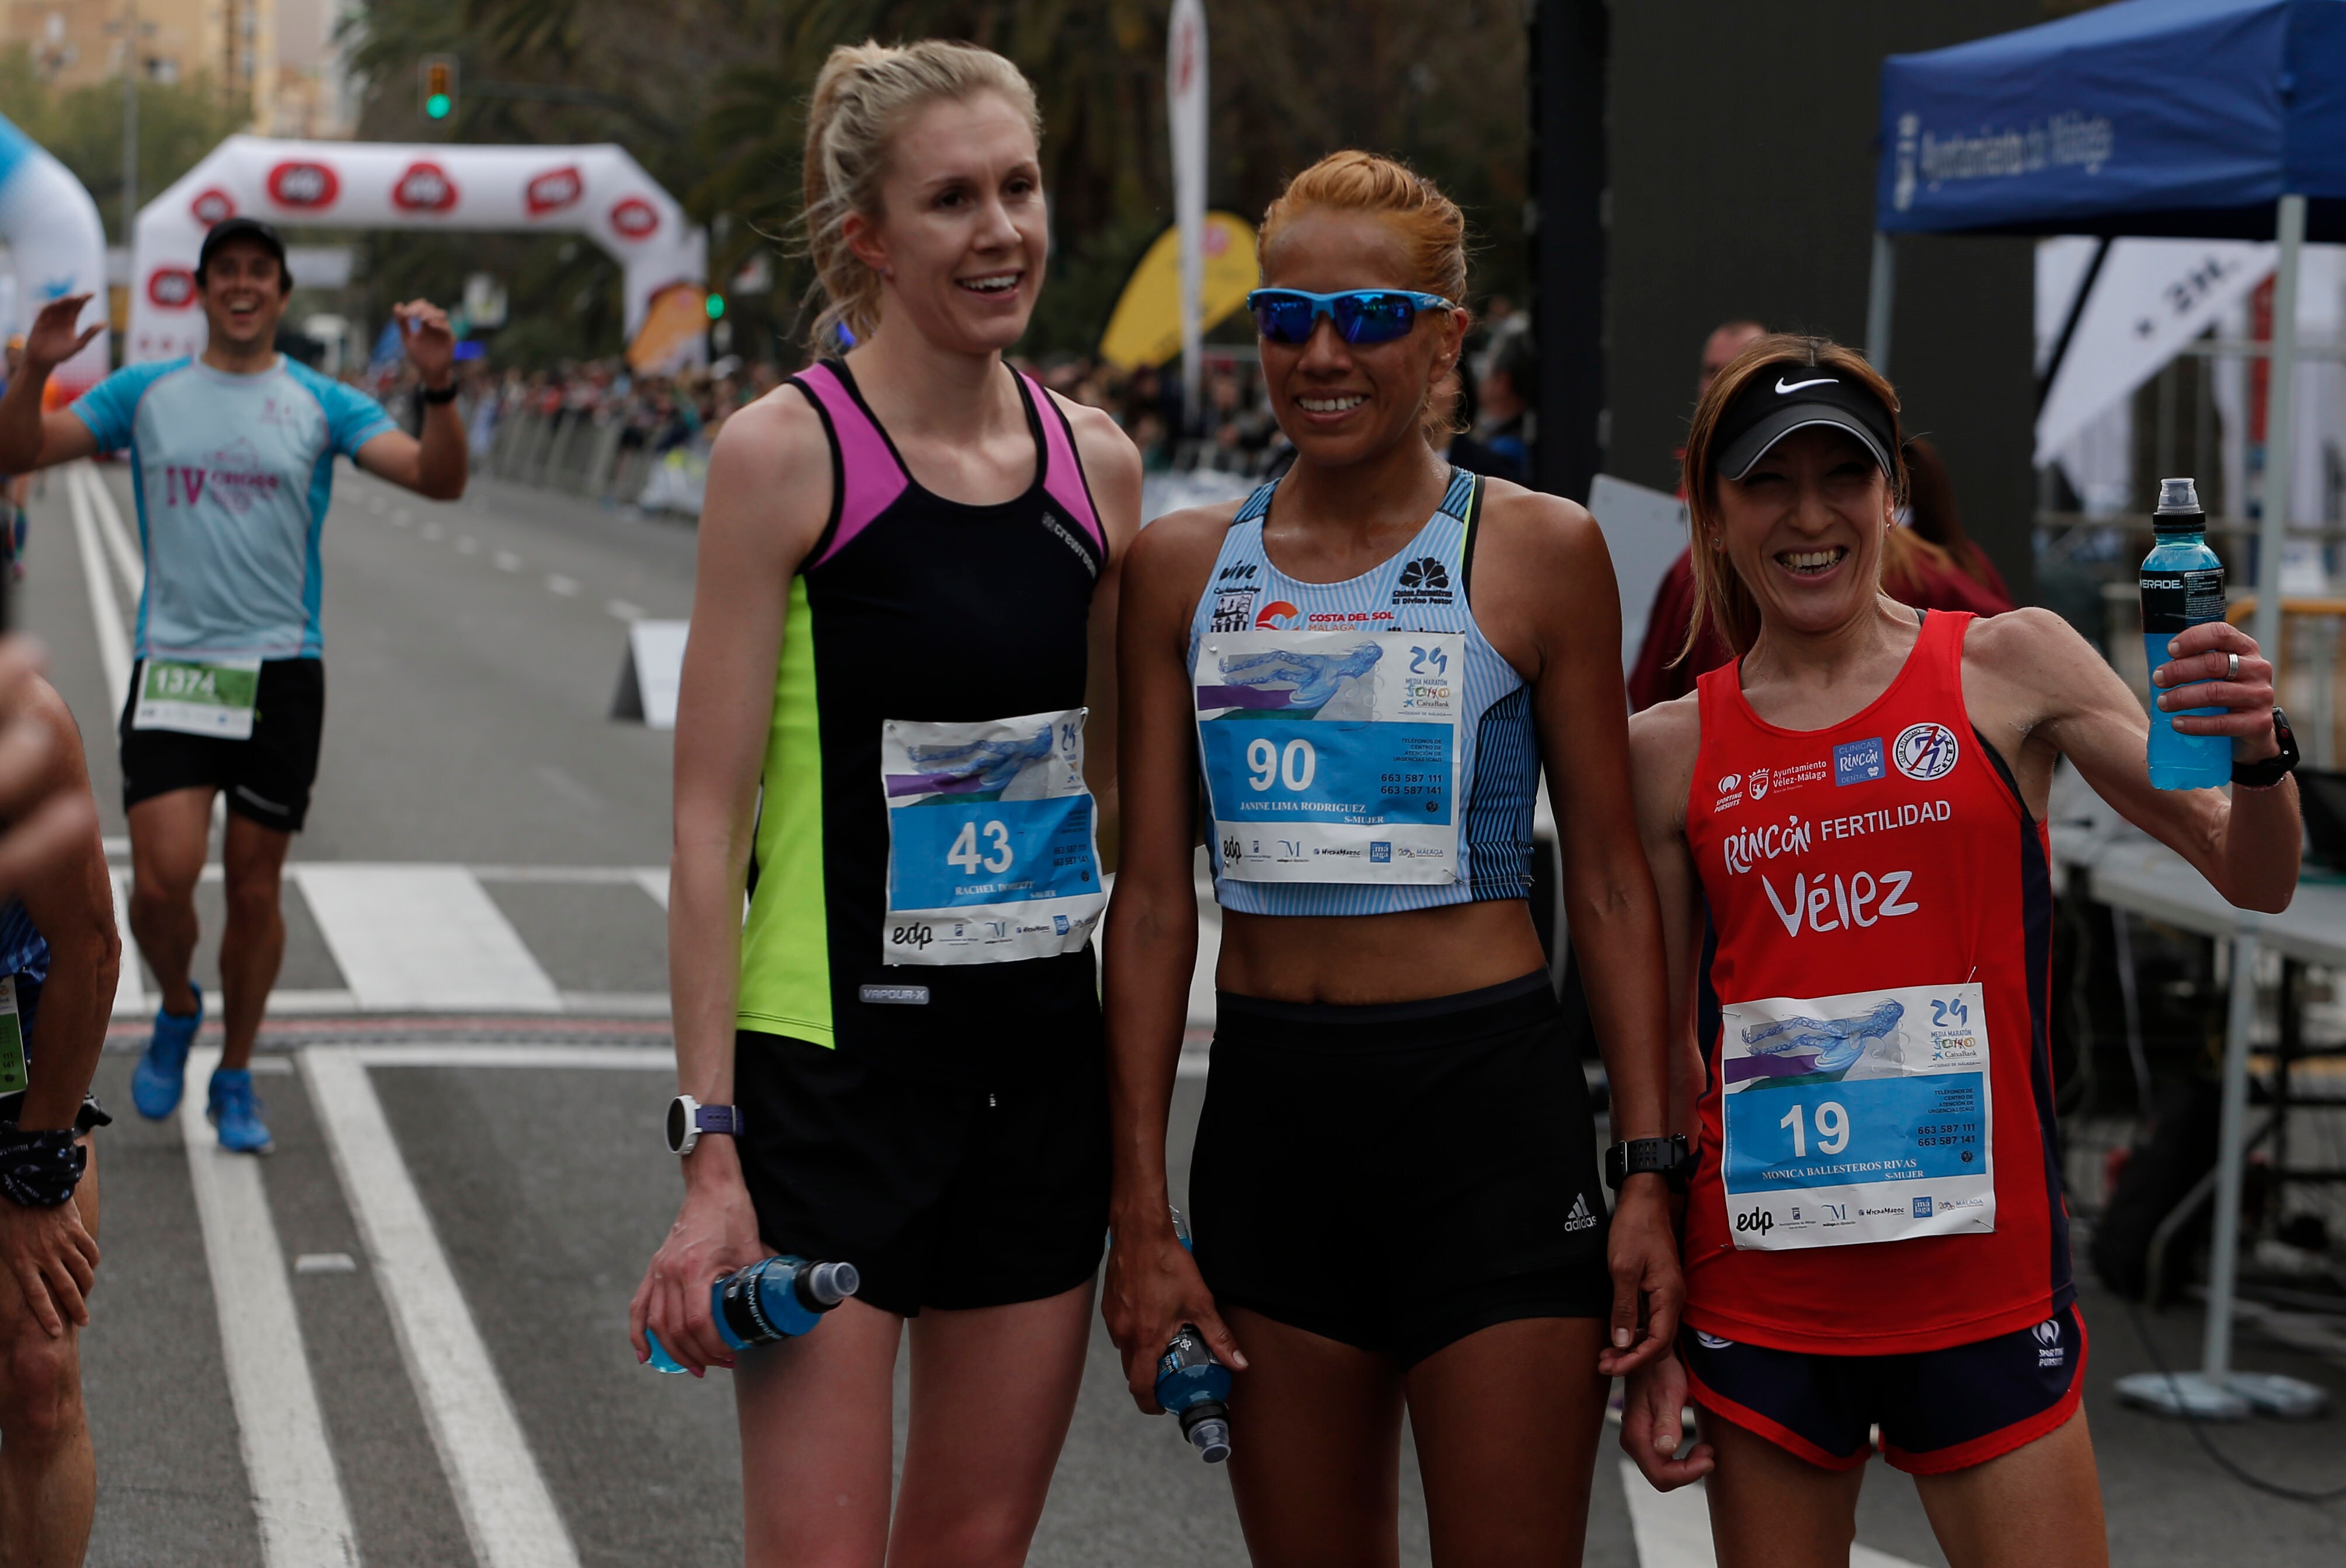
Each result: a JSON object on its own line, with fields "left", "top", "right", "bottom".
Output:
{"left": 1246, "top": 288, "right": 1456, "bottom": 346}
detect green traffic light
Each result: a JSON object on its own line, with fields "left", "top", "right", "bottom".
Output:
{"left": 426, "top": 92, "right": 451, "bottom": 119}
{"left": 705, "top": 294, "right": 726, "bottom": 320}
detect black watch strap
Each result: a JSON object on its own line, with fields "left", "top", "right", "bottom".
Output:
{"left": 1606, "top": 1134, "right": 1691, "bottom": 1191}
{"left": 420, "top": 380, "right": 459, "bottom": 405}
{"left": 2232, "top": 707, "right": 2298, "bottom": 790}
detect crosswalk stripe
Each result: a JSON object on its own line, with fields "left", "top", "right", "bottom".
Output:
{"left": 180, "top": 1046, "right": 360, "bottom": 1567}
{"left": 106, "top": 869, "right": 145, "bottom": 1020}
{"left": 291, "top": 865, "right": 563, "bottom": 1012}
{"left": 66, "top": 462, "right": 132, "bottom": 705}
{"left": 302, "top": 1047, "right": 583, "bottom": 1568}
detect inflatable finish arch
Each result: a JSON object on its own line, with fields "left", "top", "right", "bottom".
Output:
{"left": 0, "top": 110, "right": 110, "bottom": 402}
{"left": 128, "top": 136, "right": 705, "bottom": 364}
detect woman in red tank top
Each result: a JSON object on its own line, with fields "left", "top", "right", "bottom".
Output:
{"left": 1621, "top": 334, "right": 2301, "bottom": 1566}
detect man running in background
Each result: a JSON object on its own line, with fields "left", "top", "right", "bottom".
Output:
{"left": 0, "top": 217, "right": 467, "bottom": 1153}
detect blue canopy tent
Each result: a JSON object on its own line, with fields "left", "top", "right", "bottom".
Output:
{"left": 1875, "top": 0, "right": 2345, "bottom": 1423}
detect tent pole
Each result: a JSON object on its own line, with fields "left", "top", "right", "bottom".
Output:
{"left": 2252, "top": 193, "right": 2305, "bottom": 663}
{"left": 1865, "top": 231, "right": 1894, "bottom": 373}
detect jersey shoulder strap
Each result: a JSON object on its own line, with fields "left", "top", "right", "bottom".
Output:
{"left": 1233, "top": 477, "right": 1278, "bottom": 527}
{"left": 789, "top": 360, "right": 910, "bottom": 571}
{"left": 1016, "top": 372, "right": 1108, "bottom": 559}
{"left": 1445, "top": 468, "right": 1487, "bottom": 602}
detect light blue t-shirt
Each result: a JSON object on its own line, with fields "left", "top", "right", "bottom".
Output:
{"left": 69, "top": 356, "right": 395, "bottom": 661}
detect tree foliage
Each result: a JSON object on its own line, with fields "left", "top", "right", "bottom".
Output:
{"left": 0, "top": 46, "right": 252, "bottom": 244}
{"left": 335, "top": 0, "right": 1529, "bottom": 361}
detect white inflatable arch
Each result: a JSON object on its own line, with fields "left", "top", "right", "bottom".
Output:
{"left": 0, "top": 110, "right": 110, "bottom": 402}
{"left": 129, "top": 135, "right": 705, "bottom": 364}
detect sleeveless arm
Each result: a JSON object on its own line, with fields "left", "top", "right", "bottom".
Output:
{"left": 1057, "top": 395, "right": 1144, "bottom": 869}
{"left": 1629, "top": 696, "right": 1708, "bottom": 1137}
{"left": 1969, "top": 608, "right": 2298, "bottom": 913}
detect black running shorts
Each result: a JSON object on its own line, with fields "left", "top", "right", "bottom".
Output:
{"left": 119, "top": 657, "right": 325, "bottom": 832}
{"left": 1682, "top": 1304, "right": 2088, "bottom": 1474}
{"left": 732, "top": 1026, "right": 1109, "bottom": 1317}
{"left": 1189, "top": 971, "right": 1612, "bottom": 1369}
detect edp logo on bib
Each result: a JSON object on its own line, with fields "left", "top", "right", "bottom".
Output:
{"left": 1893, "top": 722, "right": 1960, "bottom": 782}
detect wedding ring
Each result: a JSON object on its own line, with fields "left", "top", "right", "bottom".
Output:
{"left": 2227, "top": 652, "right": 2241, "bottom": 681}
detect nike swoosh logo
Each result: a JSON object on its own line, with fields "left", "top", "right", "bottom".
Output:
{"left": 1776, "top": 376, "right": 1835, "bottom": 394}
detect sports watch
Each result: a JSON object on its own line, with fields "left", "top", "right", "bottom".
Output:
{"left": 664, "top": 1095, "right": 742, "bottom": 1156}
{"left": 1605, "top": 1134, "right": 1693, "bottom": 1191}
{"left": 2231, "top": 708, "right": 2299, "bottom": 790}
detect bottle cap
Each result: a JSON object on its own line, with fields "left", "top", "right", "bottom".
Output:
{"left": 1187, "top": 1417, "right": 1231, "bottom": 1464}
{"left": 802, "top": 1260, "right": 859, "bottom": 1307}
{"left": 2153, "top": 477, "right": 2205, "bottom": 531}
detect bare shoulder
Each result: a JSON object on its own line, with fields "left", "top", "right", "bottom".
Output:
{"left": 1473, "top": 477, "right": 1607, "bottom": 569}
{"left": 1629, "top": 691, "right": 1703, "bottom": 775}
{"left": 1124, "top": 500, "right": 1240, "bottom": 586}
{"left": 701, "top": 383, "right": 831, "bottom": 570}
{"left": 708, "top": 381, "right": 827, "bottom": 486}
{"left": 1048, "top": 391, "right": 1140, "bottom": 486}
{"left": 1961, "top": 606, "right": 2102, "bottom": 692}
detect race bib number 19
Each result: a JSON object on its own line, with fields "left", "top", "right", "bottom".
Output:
{"left": 880, "top": 709, "right": 1104, "bottom": 966}
{"left": 1718, "top": 982, "right": 1995, "bottom": 1251}
{"left": 132, "top": 658, "right": 262, "bottom": 740}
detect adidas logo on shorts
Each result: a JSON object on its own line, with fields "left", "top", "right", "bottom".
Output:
{"left": 1563, "top": 1193, "right": 1598, "bottom": 1233}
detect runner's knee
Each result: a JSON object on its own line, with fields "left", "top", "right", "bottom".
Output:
{"left": 0, "top": 1330, "right": 82, "bottom": 1450}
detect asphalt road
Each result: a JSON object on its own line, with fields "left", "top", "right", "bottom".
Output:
{"left": 13, "top": 461, "right": 2346, "bottom": 1566}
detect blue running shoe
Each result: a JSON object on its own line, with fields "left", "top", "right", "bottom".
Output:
{"left": 130, "top": 984, "right": 203, "bottom": 1120}
{"left": 207, "top": 1068, "right": 272, "bottom": 1155}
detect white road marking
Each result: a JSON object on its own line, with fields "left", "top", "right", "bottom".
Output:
{"left": 631, "top": 867, "right": 669, "bottom": 909}
{"left": 605, "top": 598, "right": 643, "bottom": 622}
{"left": 494, "top": 550, "right": 521, "bottom": 572}
{"left": 350, "top": 1043, "right": 673, "bottom": 1069}
{"left": 1616, "top": 1460, "right": 1929, "bottom": 1568}
{"left": 65, "top": 463, "right": 131, "bottom": 703}
{"left": 456, "top": 536, "right": 481, "bottom": 556}
{"left": 180, "top": 1046, "right": 361, "bottom": 1567}
{"left": 291, "top": 865, "right": 562, "bottom": 1012}
{"left": 1177, "top": 1051, "right": 1210, "bottom": 1081}
{"left": 106, "top": 868, "right": 145, "bottom": 1020}
{"left": 302, "top": 1047, "right": 582, "bottom": 1568}
{"left": 422, "top": 522, "right": 445, "bottom": 541}
{"left": 81, "top": 461, "right": 145, "bottom": 597}
{"left": 544, "top": 574, "right": 579, "bottom": 597}
{"left": 294, "top": 1252, "right": 357, "bottom": 1274}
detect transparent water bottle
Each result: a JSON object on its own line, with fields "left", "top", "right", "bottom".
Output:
{"left": 645, "top": 1256, "right": 859, "bottom": 1373}
{"left": 2140, "top": 478, "right": 2232, "bottom": 791}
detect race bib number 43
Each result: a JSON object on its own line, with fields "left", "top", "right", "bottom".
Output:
{"left": 1195, "top": 629, "right": 1463, "bottom": 884}
{"left": 880, "top": 709, "right": 1104, "bottom": 966}
{"left": 132, "top": 658, "right": 262, "bottom": 740}
{"left": 1718, "top": 981, "right": 1994, "bottom": 1251}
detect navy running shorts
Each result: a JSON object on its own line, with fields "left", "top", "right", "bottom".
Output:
{"left": 1681, "top": 1304, "right": 2087, "bottom": 1474}
{"left": 119, "top": 656, "right": 325, "bottom": 832}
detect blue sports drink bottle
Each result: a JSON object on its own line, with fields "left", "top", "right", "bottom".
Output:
{"left": 1155, "top": 1323, "right": 1233, "bottom": 1464}
{"left": 2139, "top": 478, "right": 2231, "bottom": 791}
{"left": 645, "top": 1256, "right": 859, "bottom": 1373}
{"left": 1156, "top": 1207, "right": 1233, "bottom": 1462}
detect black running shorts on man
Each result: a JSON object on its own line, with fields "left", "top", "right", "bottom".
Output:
{"left": 119, "top": 656, "right": 325, "bottom": 831}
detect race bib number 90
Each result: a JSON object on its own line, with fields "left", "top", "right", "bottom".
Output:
{"left": 1195, "top": 629, "right": 1463, "bottom": 884}
{"left": 133, "top": 658, "right": 262, "bottom": 740}
{"left": 880, "top": 709, "right": 1104, "bottom": 966}
{"left": 1718, "top": 982, "right": 1995, "bottom": 1251}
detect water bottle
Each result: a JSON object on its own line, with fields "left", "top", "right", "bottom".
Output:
{"left": 1154, "top": 1207, "right": 1233, "bottom": 1462}
{"left": 1155, "top": 1323, "right": 1234, "bottom": 1463}
{"left": 645, "top": 1256, "right": 859, "bottom": 1373}
{"left": 2140, "top": 478, "right": 2232, "bottom": 791}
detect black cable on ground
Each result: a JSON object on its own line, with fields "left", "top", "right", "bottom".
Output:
{"left": 2123, "top": 1298, "right": 2346, "bottom": 1503}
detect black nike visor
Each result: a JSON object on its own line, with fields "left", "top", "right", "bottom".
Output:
{"left": 1714, "top": 364, "right": 1897, "bottom": 482}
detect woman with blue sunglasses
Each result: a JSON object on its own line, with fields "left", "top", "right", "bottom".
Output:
{"left": 1103, "top": 149, "right": 1684, "bottom": 1564}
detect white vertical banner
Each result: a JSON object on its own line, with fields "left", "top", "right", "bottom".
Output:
{"left": 1167, "top": 0, "right": 1208, "bottom": 411}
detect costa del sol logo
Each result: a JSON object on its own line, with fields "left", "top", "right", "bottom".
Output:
{"left": 1254, "top": 600, "right": 1303, "bottom": 631}
{"left": 1893, "top": 722, "right": 1961, "bottom": 782}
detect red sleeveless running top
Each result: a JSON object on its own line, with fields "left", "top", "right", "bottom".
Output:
{"left": 1681, "top": 610, "right": 2073, "bottom": 1356}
